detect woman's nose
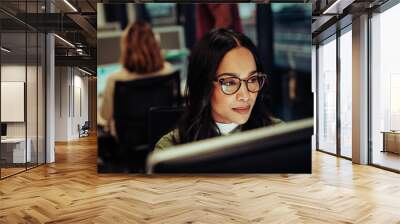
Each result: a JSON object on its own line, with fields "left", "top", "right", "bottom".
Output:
{"left": 236, "top": 81, "right": 250, "bottom": 101}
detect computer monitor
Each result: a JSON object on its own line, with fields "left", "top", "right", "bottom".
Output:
{"left": 146, "top": 118, "right": 313, "bottom": 174}
{"left": 97, "top": 31, "right": 122, "bottom": 66}
{"left": 153, "top": 26, "right": 186, "bottom": 50}
{"left": 1, "top": 123, "right": 7, "bottom": 137}
{"left": 97, "top": 25, "right": 186, "bottom": 65}
{"left": 146, "top": 3, "right": 177, "bottom": 26}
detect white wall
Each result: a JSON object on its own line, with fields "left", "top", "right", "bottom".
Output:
{"left": 1, "top": 65, "right": 31, "bottom": 138}
{"left": 55, "top": 67, "right": 89, "bottom": 141}
{"left": 71, "top": 72, "right": 89, "bottom": 138}
{"left": 55, "top": 66, "right": 69, "bottom": 141}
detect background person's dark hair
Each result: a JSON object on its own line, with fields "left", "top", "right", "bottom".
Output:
{"left": 175, "top": 28, "right": 273, "bottom": 144}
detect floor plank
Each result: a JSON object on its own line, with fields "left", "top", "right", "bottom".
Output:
{"left": 0, "top": 135, "right": 400, "bottom": 223}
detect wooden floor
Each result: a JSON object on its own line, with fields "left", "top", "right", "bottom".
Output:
{"left": 1, "top": 163, "right": 45, "bottom": 178}
{"left": 1, "top": 135, "right": 400, "bottom": 223}
{"left": 1, "top": 167, "right": 26, "bottom": 178}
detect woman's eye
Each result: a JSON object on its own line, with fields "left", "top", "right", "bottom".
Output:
{"left": 222, "top": 79, "right": 237, "bottom": 86}
{"left": 248, "top": 77, "right": 258, "bottom": 83}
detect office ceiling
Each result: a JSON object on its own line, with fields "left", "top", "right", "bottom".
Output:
{"left": 0, "top": 0, "right": 97, "bottom": 74}
{"left": 311, "top": 0, "right": 390, "bottom": 43}
{"left": 1, "top": 0, "right": 392, "bottom": 75}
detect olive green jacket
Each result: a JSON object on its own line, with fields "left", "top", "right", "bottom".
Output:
{"left": 154, "top": 117, "right": 283, "bottom": 152}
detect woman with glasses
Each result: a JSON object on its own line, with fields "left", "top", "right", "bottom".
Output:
{"left": 155, "top": 28, "right": 282, "bottom": 151}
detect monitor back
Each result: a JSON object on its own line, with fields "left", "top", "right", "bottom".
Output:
{"left": 147, "top": 118, "right": 313, "bottom": 174}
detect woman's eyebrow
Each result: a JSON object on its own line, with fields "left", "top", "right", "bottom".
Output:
{"left": 247, "top": 70, "right": 257, "bottom": 77}
{"left": 216, "top": 73, "right": 239, "bottom": 78}
{"left": 217, "top": 70, "right": 257, "bottom": 78}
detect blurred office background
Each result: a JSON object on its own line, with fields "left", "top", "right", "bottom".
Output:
{"left": 97, "top": 3, "right": 312, "bottom": 173}
{"left": 97, "top": 3, "right": 312, "bottom": 123}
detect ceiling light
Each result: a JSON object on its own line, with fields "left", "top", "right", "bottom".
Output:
{"left": 76, "top": 48, "right": 85, "bottom": 55}
{"left": 322, "top": 0, "right": 354, "bottom": 15}
{"left": 322, "top": 0, "right": 342, "bottom": 15}
{"left": 54, "top": 34, "right": 75, "bottom": 48}
{"left": 1, "top": 47, "right": 11, "bottom": 53}
{"left": 63, "top": 0, "right": 78, "bottom": 12}
{"left": 78, "top": 67, "right": 93, "bottom": 76}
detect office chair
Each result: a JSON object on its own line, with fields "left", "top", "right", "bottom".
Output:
{"left": 113, "top": 70, "right": 181, "bottom": 166}
{"left": 78, "top": 121, "right": 90, "bottom": 138}
{"left": 148, "top": 106, "right": 185, "bottom": 150}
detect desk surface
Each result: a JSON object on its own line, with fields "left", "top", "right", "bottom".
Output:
{"left": 381, "top": 131, "right": 400, "bottom": 134}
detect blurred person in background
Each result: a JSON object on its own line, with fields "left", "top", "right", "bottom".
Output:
{"left": 101, "top": 21, "right": 173, "bottom": 138}
{"left": 155, "top": 28, "right": 281, "bottom": 151}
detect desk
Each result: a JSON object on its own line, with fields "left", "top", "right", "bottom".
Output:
{"left": 382, "top": 131, "right": 400, "bottom": 154}
{"left": 1, "top": 138, "right": 31, "bottom": 163}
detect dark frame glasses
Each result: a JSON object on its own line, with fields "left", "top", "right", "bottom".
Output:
{"left": 214, "top": 72, "right": 267, "bottom": 95}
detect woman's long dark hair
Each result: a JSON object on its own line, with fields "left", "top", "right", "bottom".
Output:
{"left": 175, "top": 28, "right": 272, "bottom": 144}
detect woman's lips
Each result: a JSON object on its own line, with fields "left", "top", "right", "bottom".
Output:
{"left": 232, "top": 106, "right": 250, "bottom": 114}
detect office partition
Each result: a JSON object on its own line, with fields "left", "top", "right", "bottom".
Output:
{"left": 0, "top": 0, "right": 47, "bottom": 179}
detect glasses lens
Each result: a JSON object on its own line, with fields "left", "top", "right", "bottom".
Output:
{"left": 247, "top": 75, "right": 260, "bottom": 92}
{"left": 220, "top": 77, "right": 240, "bottom": 94}
{"left": 247, "top": 74, "right": 266, "bottom": 92}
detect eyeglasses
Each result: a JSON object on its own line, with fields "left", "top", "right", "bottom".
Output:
{"left": 214, "top": 72, "right": 267, "bottom": 95}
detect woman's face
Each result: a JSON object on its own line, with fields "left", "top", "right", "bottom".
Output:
{"left": 211, "top": 47, "right": 258, "bottom": 124}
